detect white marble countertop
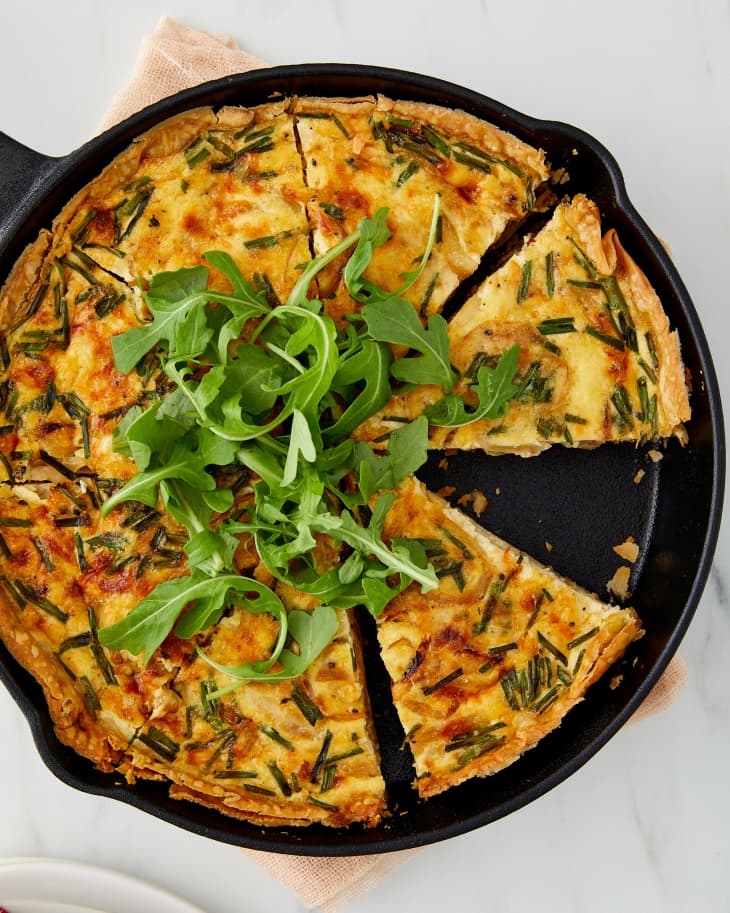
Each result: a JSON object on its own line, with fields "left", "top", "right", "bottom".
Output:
{"left": 0, "top": 1, "right": 728, "bottom": 911}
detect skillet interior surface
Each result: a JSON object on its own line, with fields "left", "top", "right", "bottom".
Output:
{"left": 0, "top": 64, "right": 723, "bottom": 855}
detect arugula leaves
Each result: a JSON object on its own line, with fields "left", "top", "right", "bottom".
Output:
{"left": 363, "top": 300, "right": 457, "bottom": 392}
{"left": 99, "top": 200, "right": 518, "bottom": 688}
{"left": 426, "top": 345, "right": 521, "bottom": 426}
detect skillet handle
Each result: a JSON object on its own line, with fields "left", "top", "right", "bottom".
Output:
{"left": 0, "top": 131, "right": 58, "bottom": 252}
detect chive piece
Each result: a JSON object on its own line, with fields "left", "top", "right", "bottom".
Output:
{"left": 319, "top": 202, "right": 345, "bottom": 220}
{"left": 213, "top": 770, "right": 257, "bottom": 779}
{"left": 638, "top": 357, "right": 658, "bottom": 384}
{"left": 90, "top": 643, "right": 117, "bottom": 686}
{"left": 452, "top": 150, "right": 491, "bottom": 173}
{"left": 0, "top": 451, "right": 13, "bottom": 481}
{"left": 524, "top": 176, "right": 535, "bottom": 211}
{"left": 0, "top": 575, "right": 26, "bottom": 608}
{"left": 308, "top": 796, "right": 339, "bottom": 812}
{"left": 14, "top": 580, "right": 68, "bottom": 621}
{"left": 138, "top": 727, "right": 179, "bottom": 762}
{"left": 320, "top": 763, "right": 337, "bottom": 793}
{"left": 516, "top": 260, "right": 532, "bottom": 303}
{"left": 79, "top": 676, "right": 101, "bottom": 716}
{"left": 478, "top": 660, "right": 493, "bottom": 673}
{"left": 290, "top": 683, "right": 323, "bottom": 726}
{"left": 567, "top": 627, "right": 600, "bottom": 650}
{"left": 268, "top": 760, "right": 293, "bottom": 797}
{"left": 567, "top": 279, "right": 601, "bottom": 289}
{"left": 58, "top": 633, "right": 92, "bottom": 654}
{"left": 326, "top": 747, "right": 365, "bottom": 764}
{"left": 419, "top": 272, "right": 440, "bottom": 316}
{"left": 244, "top": 234, "right": 279, "bottom": 250}
{"left": 259, "top": 724, "right": 294, "bottom": 751}
{"left": 422, "top": 124, "right": 450, "bottom": 157}
{"left": 59, "top": 392, "right": 90, "bottom": 418}
{"left": 556, "top": 665, "right": 573, "bottom": 687}
{"left": 401, "top": 724, "right": 422, "bottom": 748}
{"left": 532, "top": 684, "right": 561, "bottom": 714}
{"left": 645, "top": 332, "right": 659, "bottom": 368}
{"left": 74, "top": 531, "right": 87, "bottom": 571}
{"left": 422, "top": 667, "right": 463, "bottom": 696}
{"left": 57, "top": 485, "right": 86, "bottom": 509}
{"left": 12, "top": 281, "right": 48, "bottom": 331}
{"left": 545, "top": 251, "right": 555, "bottom": 298}
{"left": 537, "top": 316, "right": 576, "bottom": 335}
{"left": 488, "top": 642, "right": 518, "bottom": 656}
{"left": 38, "top": 449, "right": 76, "bottom": 480}
{"left": 0, "top": 517, "right": 31, "bottom": 527}
{"left": 537, "top": 631, "right": 568, "bottom": 666}
{"left": 0, "top": 335, "right": 10, "bottom": 368}
{"left": 80, "top": 417, "right": 91, "bottom": 459}
{"left": 444, "top": 722, "right": 507, "bottom": 751}
{"left": 572, "top": 648, "right": 586, "bottom": 676}
{"left": 0, "top": 532, "right": 11, "bottom": 558}
{"left": 453, "top": 735, "right": 507, "bottom": 770}
{"left": 310, "top": 730, "right": 333, "bottom": 784}
{"left": 537, "top": 416, "right": 555, "bottom": 438}
{"left": 244, "top": 784, "right": 276, "bottom": 797}
{"left": 396, "top": 160, "right": 419, "bottom": 187}
{"left": 246, "top": 170, "right": 278, "bottom": 182}
{"left": 585, "top": 326, "right": 625, "bottom": 351}
{"left": 186, "top": 147, "right": 210, "bottom": 169}
{"left": 500, "top": 669, "right": 520, "bottom": 711}
{"left": 435, "top": 561, "right": 465, "bottom": 591}
{"left": 54, "top": 515, "right": 90, "bottom": 529}
{"left": 611, "top": 384, "right": 635, "bottom": 431}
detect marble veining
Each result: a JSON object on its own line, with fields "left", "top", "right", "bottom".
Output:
{"left": 0, "top": 2, "right": 728, "bottom": 912}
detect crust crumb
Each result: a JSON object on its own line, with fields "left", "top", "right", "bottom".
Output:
{"left": 607, "top": 566, "right": 631, "bottom": 601}
{"left": 634, "top": 469, "right": 646, "bottom": 484}
{"left": 545, "top": 541, "right": 553, "bottom": 552}
{"left": 647, "top": 449, "right": 663, "bottom": 463}
{"left": 613, "top": 537, "right": 639, "bottom": 564}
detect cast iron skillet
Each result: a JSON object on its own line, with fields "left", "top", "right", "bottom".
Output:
{"left": 0, "top": 64, "right": 724, "bottom": 855}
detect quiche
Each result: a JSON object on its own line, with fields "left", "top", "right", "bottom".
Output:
{"left": 0, "top": 95, "right": 689, "bottom": 830}
{"left": 378, "top": 477, "right": 642, "bottom": 797}
{"left": 356, "top": 195, "right": 690, "bottom": 453}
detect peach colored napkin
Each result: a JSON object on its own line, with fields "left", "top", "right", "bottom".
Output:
{"left": 100, "top": 17, "right": 689, "bottom": 911}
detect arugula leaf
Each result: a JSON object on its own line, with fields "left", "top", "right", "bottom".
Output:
{"left": 343, "top": 196, "right": 440, "bottom": 303}
{"left": 425, "top": 345, "right": 521, "bottom": 426}
{"left": 98, "top": 574, "right": 285, "bottom": 663}
{"left": 323, "top": 338, "right": 393, "bottom": 442}
{"left": 111, "top": 258, "right": 270, "bottom": 374}
{"left": 362, "top": 298, "right": 457, "bottom": 392}
{"left": 200, "top": 605, "right": 339, "bottom": 691}
{"left": 341, "top": 208, "right": 393, "bottom": 303}
{"left": 111, "top": 266, "right": 209, "bottom": 373}
{"left": 355, "top": 415, "right": 429, "bottom": 501}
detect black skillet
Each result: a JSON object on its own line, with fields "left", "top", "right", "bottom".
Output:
{"left": 0, "top": 64, "right": 724, "bottom": 855}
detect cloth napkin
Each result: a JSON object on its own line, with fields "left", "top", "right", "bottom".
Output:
{"left": 99, "top": 17, "right": 689, "bottom": 911}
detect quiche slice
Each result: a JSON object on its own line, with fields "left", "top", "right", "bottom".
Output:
{"left": 294, "top": 95, "right": 548, "bottom": 325}
{"left": 0, "top": 481, "right": 386, "bottom": 827}
{"left": 356, "top": 195, "right": 690, "bottom": 453}
{"left": 377, "top": 477, "right": 642, "bottom": 798}
{"left": 58, "top": 102, "right": 313, "bottom": 302}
